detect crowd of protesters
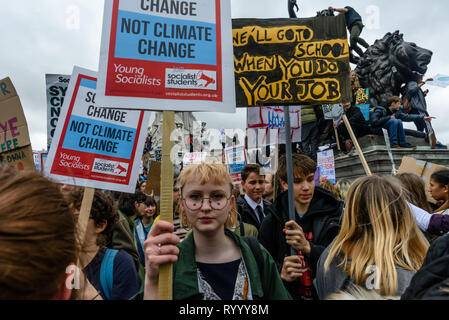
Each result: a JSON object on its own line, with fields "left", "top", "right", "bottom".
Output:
{"left": 2, "top": 4, "right": 449, "bottom": 303}
{"left": 2, "top": 147, "right": 449, "bottom": 300}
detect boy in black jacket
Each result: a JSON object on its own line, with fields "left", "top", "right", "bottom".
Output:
{"left": 236, "top": 164, "right": 276, "bottom": 230}
{"left": 258, "top": 154, "right": 343, "bottom": 300}
{"left": 337, "top": 102, "right": 371, "bottom": 152}
{"left": 370, "top": 96, "right": 434, "bottom": 148}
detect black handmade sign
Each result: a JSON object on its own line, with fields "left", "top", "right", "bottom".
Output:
{"left": 233, "top": 15, "right": 351, "bottom": 107}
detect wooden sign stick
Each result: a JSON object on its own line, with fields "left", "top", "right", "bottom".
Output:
{"left": 342, "top": 114, "right": 372, "bottom": 176}
{"left": 72, "top": 186, "right": 95, "bottom": 299}
{"left": 333, "top": 125, "right": 341, "bottom": 151}
{"left": 77, "top": 187, "right": 95, "bottom": 250}
{"left": 158, "top": 111, "right": 175, "bottom": 300}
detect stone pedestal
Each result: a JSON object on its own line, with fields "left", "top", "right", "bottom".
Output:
{"left": 335, "top": 135, "right": 449, "bottom": 182}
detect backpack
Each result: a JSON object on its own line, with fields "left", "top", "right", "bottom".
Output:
{"left": 100, "top": 248, "right": 119, "bottom": 300}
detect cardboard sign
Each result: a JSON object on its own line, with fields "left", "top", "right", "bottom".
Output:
{"left": 96, "top": 0, "right": 235, "bottom": 113}
{"left": 183, "top": 152, "right": 207, "bottom": 167}
{"left": 0, "top": 145, "right": 35, "bottom": 171}
{"left": 45, "top": 67, "right": 150, "bottom": 193}
{"left": 46, "top": 74, "right": 70, "bottom": 149}
{"left": 398, "top": 156, "right": 449, "bottom": 204}
{"left": 233, "top": 15, "right": 351, "bottom": 107}
{"left": 0, "top": 77, "right": 32, "bottom": 153}
{"left": 0, "top": 77, "right": 35, "bottom": 171}
{"left": 225, "top": 145, "right": 247, "bottom": 185}
{"left": 317, "top": 149, "right": 336, "bottom": 184}
{"left": 145, "top": 160, "right": 162, "bottom": 196}
{"left": 247, "top": 106, "right": 302, "bottom": 148}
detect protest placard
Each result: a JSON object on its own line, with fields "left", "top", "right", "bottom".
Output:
{"left": 44, "top": 67, "right": 150, "bottom": 193}
{"left": 96, "top": 0, "right": 235, "bottom": 112}
{"left": 355, "top": 87, "right": 370, "bottom": 121}
{"left": 0, "top": 77, "right": 35, "bottom": 171}
{"left": 233, "top": 15, "right": 351, "bottom": 107}
{"left": 317, "top": 149, "right": 336, "bottom": 183}
{"left": 32, "top": 150, "right": 48, "bottom": 172}
{"left": 247, "top": 106, "right": 301, "bottom": 148}
{"left": 323, "top": 103, "right": 344, "bottom": 125}
{"left": 0, "top": 146, "right": 35, "bottom": 171}
{"left": 33, "top": 151, "right": 40, "bottom": 171}
{"left": 46, "top": 74, "right": 70, "bottom": 149}
{"left": 225, "top": 145, "right": 247, "bottom": 185}
{"left": 427, "top": 74, "right": 449, "bottom": 88}
{"left": 183, "top": 152, "right": 206, "bottom": 167}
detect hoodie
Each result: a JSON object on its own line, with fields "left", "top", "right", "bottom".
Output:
{"left": 258, "top": 187, "right": 343, "bottom": 299}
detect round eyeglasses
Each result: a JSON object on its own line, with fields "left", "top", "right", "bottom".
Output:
{"left": 182, "top": 193, "right": 231, "bottom": 211}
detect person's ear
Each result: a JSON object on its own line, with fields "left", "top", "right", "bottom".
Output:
{"left": 280, "top": 179, "right": 288, "bottom": 190}
{"left": 134, "top": 201, "right": 139, "bottom": 209}
{"left": 95, "top": 221, "right": 107, "bottom": 234}
{"left": 179, "top": 197, "right": 184, "bottom": 211}
{"left": 230, "top": 194, "right": 236, "bottom": 207}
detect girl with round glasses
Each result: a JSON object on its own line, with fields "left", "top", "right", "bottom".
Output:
{"left": 143, "top": 163, "right": 291, "bottom": 300}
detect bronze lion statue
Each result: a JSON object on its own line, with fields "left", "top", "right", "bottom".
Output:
{"left": 355, "top": 31, "right": 433, "bottom": 107}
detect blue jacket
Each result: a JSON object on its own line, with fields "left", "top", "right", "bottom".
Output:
{"left": 370, "top": 105, "right": 424, "bottom": 128}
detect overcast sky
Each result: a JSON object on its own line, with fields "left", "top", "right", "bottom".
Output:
{"left": 1, "top": 0, "right": 449, "bottom": 151}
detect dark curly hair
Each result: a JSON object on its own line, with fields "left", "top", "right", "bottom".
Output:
{"left": 68, "top": 189, "right": 118, "bottom": 246}
{"left": 118, "top": 191, "right": 147, "bottom": 217}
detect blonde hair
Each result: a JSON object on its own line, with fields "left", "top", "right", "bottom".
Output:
{"left": 319, "top": 179, "right": 342, "bottom": 201}
{"left": 324, "top": 175, "right": 429, "bottom": 296}
{"left": 336, "top": 179, "right": 351, "bottom": 201}
{"left": 351, "top": 71, "right": 361, "bottom": 91}
{"left": 178, "top": 163, "right": 237, "bottom": 228}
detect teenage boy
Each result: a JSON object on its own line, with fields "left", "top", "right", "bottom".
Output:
{"left": 258, "top": 154, "right": 343, "bottom": 300}
{"left": 370, "top": 96, "right": 434, "bottom": 148}
{"left": 237, "top": 164, "right": 276, "bottom": 230}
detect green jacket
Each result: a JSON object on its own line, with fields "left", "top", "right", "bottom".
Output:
{"left": 301, "top": 105, "right": 317, "bottom": 124}
{"left": 173, "top": 230, "right": 292, "bottom": 300}
{"left": 112, "top": 210, "right": 145, "bottom": 289}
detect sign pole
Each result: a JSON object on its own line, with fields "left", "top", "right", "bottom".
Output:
{"left": 76, "top": 186, "right": 95, "bottom": 270}
{"left": 158, "top": 111, "right": 175, "bottom": 300}
{"left": 77, "top": 187, "right": 95, "bottom": 246}
{"left": 333, "top": 125, "right": 341, "bottom": 151}
{"left": 382, "top": 128, "right": 397, "bottom": 176}
{"left": 342, "top": 114, "right": 372, "bottom": 176}
{"left": 283, "top": 106, "right": 297, "bottom": 256}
